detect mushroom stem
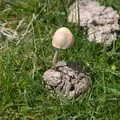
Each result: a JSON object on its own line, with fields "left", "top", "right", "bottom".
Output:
{"left": 52, "top": 49, "right": 59, "bottom": 64}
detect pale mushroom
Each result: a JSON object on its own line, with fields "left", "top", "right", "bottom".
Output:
{"left": 52, "top": 27, "right": 74, "bottom": 64}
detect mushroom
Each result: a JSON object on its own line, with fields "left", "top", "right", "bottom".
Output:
{"left": 52, "top": 27, "right": 74, "bottom": 64}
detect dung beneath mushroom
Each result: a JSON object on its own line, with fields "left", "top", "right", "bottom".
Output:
{"left": 43, "top": 27, "right": 91, "bottom": 98}
{"left": 43, "top": 61, "right": 91, "bottom": 98}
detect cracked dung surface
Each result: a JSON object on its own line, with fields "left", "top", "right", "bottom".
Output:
{"left": 43, "top": 61, "right": 91, "bottom": 98}
{"left": 68, "top": 0, "right": 120, "bottom": 45}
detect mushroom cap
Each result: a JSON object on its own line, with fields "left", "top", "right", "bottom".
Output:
{"left": 52, "top": 27, "right": 74, "bottom": 49}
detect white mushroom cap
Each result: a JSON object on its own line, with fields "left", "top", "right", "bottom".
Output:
{"left": 52, "top": 27, "right": 74, "bottom": 49}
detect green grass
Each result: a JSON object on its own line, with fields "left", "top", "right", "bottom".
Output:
{"left": 0, "top": 0, "right": 120, "bottom": 119}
